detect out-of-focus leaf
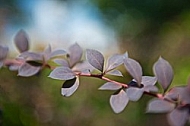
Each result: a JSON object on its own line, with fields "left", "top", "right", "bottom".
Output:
{"left": 18, "top": 63, "right": 41, "bottom": 77}
{"left": 61, "top": 77, "right": 79, "bottom": 97}
{"left": 164, "top": 87, "right": 183, "bottom": 102}
{"left": 53, "top": 59, "right": 69, "bottom": 67}
{"left": 144, "top": 85, "right": 158, "bottom": 92}
{"left": 141, "top": 76, "right": 157, "bottom": 86}
{"left": 153, "top": 57, "right": 173, "bottom": 91}
{"left": 43, "top": 44, "right": 51, "bottom": 55}
{"left": 72, "top": 61, "right": 95, "bottom": 72}
{"left": 19, "top": 52, "right": 43, "bottom": 61}
{"left": 168, "top": 107, "right": 189, "bottom": 126}
{"left": 0, "top": 46, "right": 8, "bottom": 61}
{"left": 106, "top": 70, "right": 123, "bottom": 76}
{"left": 49, "top": 67, "right": 75, "bottom": 80}
{"left": 165, "top": 86, "right": 190, "bottom": 104}
{"left": 124, "top": 58, "right": 142, "bottom": 85}
{"left": 110, "top": 89, "right": 129, "bottom": 113}
{"left": 43, "top": 44, "right": 67, "bottom": 61}
{"left": 105, "top": 54, "right": 123, "bottom": 72}
{"left": 99, "top": 82, "right": 122, "bottom": 90}
{"left": 43, "top": 44, "right": 52, "bottom": 61}
{"left": 14, "top": 29, "right": 29, "bottom": 53}
{"left": 68, "top": 43, "right": 83, "bottom": 67}
{"left": 86, "top": 49, "right": 104, "bottom": 72}
{"left": 146, "top": 99, "right": 175, "bottom": 113}
{"left": 9, "top": 64, "right": 20, "bottom": 71}
{"left": 50, "top": 49, "right": 67, "bottom": 59}
{"left": 79, "top": 69, "right": 91, "bottom": 74}
{"left": 131, "top": 76, "right": 158, "bottom": 92}
{"left": 126, "top": 87, "right": 144, "bottom": 101}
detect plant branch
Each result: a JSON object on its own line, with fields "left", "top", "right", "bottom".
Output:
{"left": 75, "top": 72, "right": 170, "bottom": 101}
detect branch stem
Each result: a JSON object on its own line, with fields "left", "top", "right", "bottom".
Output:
{"left": 76, "top": 72, "right": 167, "bottom": 100}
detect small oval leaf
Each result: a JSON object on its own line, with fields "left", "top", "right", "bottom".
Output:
{"left": 19, "top": 52, "right": 43, "bottom": 61}
{"left": 49, "top": 67, "right": 75, "bottom": 80}
{"left": 124, "top": 58, "right": 142, "bottom": 85}
{"left": 72, "top": 61, "right": 95, "bottom": 72}
{"left": 61, "top": 77, "right": 79, "bottom": 97}
{"left": 43, "top": 44, "right": 52, "bottom": 61}
{"left": 126, "top": 87, "right": 144, "bottom": 101}
{"left": 106, "top": 70, "right": 123, "bottom": 77}
{"left": 68, "top": 43, "right": 83, "bottom": 67}
{"left": 105, "top": 54, "right": 123, "bottom": 72}
{"left": 168, "top": 107, "right": 189, "bottom": 126}
{"left": 53, "top": 59, "right": 69, "bottom": 67}
{"left": 14, "top": 29, "right": 29, "bottom": 53}
{"left": 9, "top": 64, "right": 20, "bottom": 71}
{"left": 143, "top": 85, "right": 158, "bottom": 92}
{"left": 99, "top": 82, "right": 122, "bottom": 90}
{"left": 50, "top": 49, "right": 67, "bottom": 58}
{"left": 110, "top": 90, "right": 129, "bottom": 113}
{"left": 146, "top": 98, "right": 175, "bottom": 113}
{"left": 86, "top": 49, "right": 104, "bottom": 72}
{"left": 18, "top": 63, "right": 41, "bottom": 77}
{"left": 141, "top": 76, "right": 157, "bottom": 86}
{"left": 153, "top": 57, "right": 173, "bottom": 91}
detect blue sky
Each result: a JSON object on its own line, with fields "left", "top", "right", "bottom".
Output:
{"left": 4, "top": 0, "right": 118, "bottom": 54}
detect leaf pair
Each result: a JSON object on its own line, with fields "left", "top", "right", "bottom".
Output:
{"left": 43, "top": 44, "right": 67, "bottom": 62}
{"left": 17, "top": 46, "right": 67, "bottom": 77}
{"left": 123, "top": 57, "right": 156, "bottom": 101}
{"left": 49, "top": 43, "right": 89, "bottom": 96}
{"left": 13, "top": 29, "right": 67, "bottom": 77}
{"left": 147, "top": 98, "right": 189, "bottom": 126}
{"left": 49, "top": 44, "right": 94, "bottom": 97}
{"left": 126, "top": 76, "right": 158, "bottom": 101}
{"left": 124, "top": 56, "right": 174, "bottom": 92}
{"left": 86, "top": 49, "right": 124, "bottom": 76}
{"left": 99, "top": 76, "right": 157, "bottom": 112}
{"left": 53, "top": 43, "right": 94, "bottom": 73}
{"left": 147, "top": 77, "right": 190, "bottom": 126}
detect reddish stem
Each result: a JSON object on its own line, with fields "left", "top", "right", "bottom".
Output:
{"left": 3, "top": 59, "right": 24, "bottom": 66}
{"left": 75, "top": 72, "right": 167, "bottom": 100}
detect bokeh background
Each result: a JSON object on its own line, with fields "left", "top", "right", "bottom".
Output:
{"left": 1, "top": 0, "right": 190, "bottom": 125}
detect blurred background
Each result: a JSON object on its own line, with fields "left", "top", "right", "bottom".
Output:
{"left": 1, "top": 0, "right": 190, "bottom": 125}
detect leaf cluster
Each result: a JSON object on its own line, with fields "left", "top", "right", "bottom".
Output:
{"left": 0, "top": 29, "right": 190, "bottom": 126}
